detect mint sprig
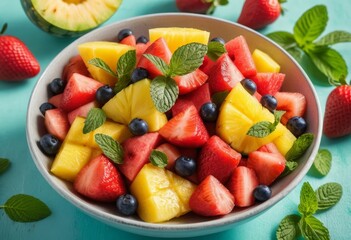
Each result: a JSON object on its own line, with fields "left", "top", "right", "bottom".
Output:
{"left": 247, "top": 110, "right": 285, "bottom": 138}
{"left": 316, "top": 182, "right": 342, "bottom": 210}
{"left": 312, "top": 149, "right": 332, "bottom": 176}
{"left": 267, "top": 5, "right": 351, "bottom": 84}
{"left": 149, "top": 150, "right": 168, "bottom": 168}
{"left": 83, "top": 108, "right": 106, "bottom": 134}
{"left": 285, "top": 133, "right": 314, "bottom": 162}
{"left": 207, "top": 41, "right": 227, "bottom": 61}
{"left": 150, "top": 76, "right": 179, "bottom": 113}
{"left": 94, "top": 133, "right": 123, "bottom": 164}
{"left": 0, "top": 157, "right": 10, "bottom": 174}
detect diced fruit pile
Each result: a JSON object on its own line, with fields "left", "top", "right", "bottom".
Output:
{"left": 37, "top": 27, "right": 313, "bottom": 223}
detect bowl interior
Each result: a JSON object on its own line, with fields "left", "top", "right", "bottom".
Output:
{"left": 26, "top": 13, "right": 322, "bottom": 237}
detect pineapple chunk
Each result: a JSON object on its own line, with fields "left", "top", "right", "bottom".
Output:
{"left": 274, "top": 128, "right": 297, "bottom": 156}
{"left": 252, "top": 49, "right": 280, "bottom": 73}
{"left": 130, "top": 163, "right": 196, "bottom": 223}
{"left": 65, "top": 117, "right": 92, "bottom": 146}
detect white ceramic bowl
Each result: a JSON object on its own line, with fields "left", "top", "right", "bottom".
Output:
{"left": 26, "top": 13, "right": 322, "bottom": 238}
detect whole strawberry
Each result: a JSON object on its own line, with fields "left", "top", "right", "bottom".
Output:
{"left": 323, "top": 84, "right": 351, "bottom": 138}
{"left": 237, "top": 0, "right": 286, "bottom": 30}
{"left": 0, "top": 23, "right": 40, "bottom": 81}
{"left": 176, "top": 0, "right": 228, "bottom": 15}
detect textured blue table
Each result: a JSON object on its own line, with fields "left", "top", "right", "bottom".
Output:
{"left": 1, "top": 0, "right": 350, "bottom": 239}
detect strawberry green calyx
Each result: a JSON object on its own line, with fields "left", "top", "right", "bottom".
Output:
{"left": 278, "top": 0, "right": 287, "bottom": 15}
{"left": 205, "top": 0, "right": 229, "bottom": 15}
{"left": 1, "top": 23, "right": 7, "bottom": 34}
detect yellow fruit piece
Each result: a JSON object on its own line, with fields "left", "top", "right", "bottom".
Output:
{"left": 252, "top": 49, "right": 280, "bottom": 73}
{"left": 273, "top": 128, "right": 296, "bottom": 156}
{"left": 102, "top": 79, "right": 168, "bottom": 132}
{"left": 51, "top": 142, "right": 92, "bottom": 182}
{"left": 65, "top": 117, "right": 92, "bottom": 146}
{"left": 130, "top": 163, "right": 196, "bottom": 223}
{"left": 149, "top": 27, "right": 210, "bottom": 53}
{"left": 78, "top": 41, "right": 134, "bottom": 86}
{"left": 216, "top": 83, "right": 285, "bottom": 154}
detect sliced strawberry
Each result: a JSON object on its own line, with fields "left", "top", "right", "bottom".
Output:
{"left": 207, "top": 53, "right": 244, "bottom": 93}
{"left": 257, "top": 142, "right": 281, "bottom": 154}
{"left": 44, "top": 108, "right": 70, "bottom": 141}
{"left": 226, "top": 166, "right": 259, "bottom": 207}
{"left": 173, "top": 68, "right": 208, "bottom": 95}
{"left": 247, "top": 150, "right": 286, "bottom": 186}
{"left": 171, "top": 98, "right": 194, "bottom": 117}
{"left": 48, "top": 93, "right": 63, "bottom": 108}
{"left": 67, "top": 101, "right": 98, "bottom": 124}
{"left": 119, "top": 35, "right": 136, "bottom": 47}
{"left": 60, "top": 73, "right": 103, "bottom": 112}
{"left": 137, "top": 37, "right": 172, "bottom": 79}
{"left": 74, "top": 154, "right": 126, "bottom": 202}
{"left": 225, "top": 35, "right": 257, "bottom": 78}
{"left": 197, "top": 135, "right": 241, "bottom": 184}
{"left": 189, "top": 175, "right": 234, "bottom": 216}
{"left": 155, "top": 143, "right": 181, "bottom": 170}
{"left": 274, "top": 91, "right": 307, "bottom": 125}
{"left": 159, "top": 105, "right": 209, "bottom": 148}
{"left": 119, "top": 132, "right": 163, "bottom": 182}
{"left": 251, "top": 72, "right": 285, "bottom": 96}
{"left": 62, "top": 55, "right": 91, "bottom": 81}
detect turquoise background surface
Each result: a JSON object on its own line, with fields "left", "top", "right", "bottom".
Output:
{"left": 1, "top": 0, "right": 350, "bottom": 239}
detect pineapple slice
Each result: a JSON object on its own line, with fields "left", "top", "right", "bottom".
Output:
{"left": 65, "top": 117, "right": 92, "bottom": 146}
{"left": 273, "top": 128, "right": 297, "bottom": 156}
{"left": 149, "top": 27, "right": 210, "bottom": 53}
{"left": 130, "top": 163, "right": 196, "bottom": 223}
{"left": 78, "top": 41, "right": 134, "bottom": 86}
{"left": 252, "top": 49, "right": 280, "bottom": 73}
{"left": 216, "top": 83, "right": 285, "bottom": 154}
{"left": 102, "top": 79, "right": 168, "bottom": 132}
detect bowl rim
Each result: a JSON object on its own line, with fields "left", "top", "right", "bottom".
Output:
{"left": 26, "top": 12, "right": 323, "bottom": 234}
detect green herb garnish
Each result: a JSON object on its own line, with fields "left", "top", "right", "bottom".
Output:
{"left": 149, "top": 150, "right": 168, "bottom": 168}
{"left": 94, "top": 133, "right": 123, "bottom": 164}
{"left": 313, "top": 149, "right": 332, "bottom": 176}
{"left": 83, "top": 108, "right": 106, "bottom": 134}
{"left": 285, "top": 133, "right": 314, "bottom": 162}
{"left": 316, "top": 182, "right": 342, "bottom": 210}
{"left": 246, "top": 110, "right": 285, "bottom": 138}
{"left": 207, "top": 41, "right": 227, "bottom": 61}
{"left": 0, "top": 157, "right": 10, "bottom": 174}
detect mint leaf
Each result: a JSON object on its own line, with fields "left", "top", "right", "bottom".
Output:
{"left": 149, "top": 150, "right": 168, "bottom": 168}
{"left": 280, "top": 161, "right": 298, "bottom": 177}
{"left": 169, "top": 43, "right": 208, "bottom": 76}
{"left": 94, "top": 133, "right": 123, "bottom": 164}
{"left": 114, "top": 50, "right": 137, "bottom": 93}
{"left": 285, "top": 133, "right": 314, "bottom": 162}
{"left": 211, "top": 90, "right": 229, "bottom": 108}
{"left": 315, "top": 31, "right": 351, "bottom": 46}
{"left": 293, "top": 5, "right": 328, "bottom": 46}
{"left": 247, "top": 110, "right": 284, "bottom": 138}
{"left": 150, "top": 76, "right": 179, "bottom": 113}
{"left": 307, "top": 47, "right": 348, "bottom": 83}
{"left": 0, "top": 194, "right": 51, "bottom": 222}
{"left": 207, "top": 41, "right": 226, "bottom": 61}
{"left": 0, "top": 158, "right": 10, "bottom": 174}
{"left": 276, "top": 214, "right": 301, "bottom": 240}
{"left": 298, "top": 182, "right": 318, "bottom": 216}
{"left": 316, "top": 182, "right": 342, "bottom": 210}
{"left": 143, "top": 54, "right": 170, "bottom": 76}
{"left": 88, "top": 58, "right": 118, "bottom": 77}
{"left": 299, "top": 215, "right": 330, "bottom": 240}
{"left": 266, "top": 31, "right": 297, "bottom": 49}
{"left": 83, "top": 108, "right": 107, "bottom": 134}
{"left": 313, "top": 149, "right": 332, "bottom": 176}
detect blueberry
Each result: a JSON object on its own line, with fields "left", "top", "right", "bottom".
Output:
{"left": 210, "top": 37, "right": 226, "bottom": 45}
{"left": 240, "top": 78, "right": 256, "bottom": 95}
{"left": 38, "top": 134, "right": 61, "bottom": 156}
{"left": 117, "top": 28, "right": 133, "bottom": 42}
{"left": 39, "top": 102, "right": 56, "bottom": 116}
{"left": 286, "top": 116, "right": 307, "bottom": 137}
{"left": 131, "top": 67, "right": 149, "bottom": 83}
{"left": 136, "top": 35, "right": 149, "bottom": 44}
{"left": 260, "top": 94, "right": 277, "bottom": 112}
{"left": 49, "top": 78, "right": 66, "bottom": 95}
{"left": 253, "top": 185, "right": 272, "bottom": 202}
{"left": 128, "top": 118, "right": 148, "bottom": 136}
{"left": 116, "top": 194, "right": 138, "bottom": 216}
{"left": 200, "top": 102, "right": 218, "bottom": 122}
{"left": 96, "top": 85, "right": 115, "bottom": 106}
{"left": 174, "top": 156, "right": 196, "bottom": 177}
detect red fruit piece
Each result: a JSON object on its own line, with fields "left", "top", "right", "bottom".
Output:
{"left": 119, "top": 35, "right": 136, "bottom": 46}
{"left": 208, "top": 53, "right": 244, "bottom": 94}
{"left": 44, "top": 108, "right": 70, "bottom": 141}
{"left": 137, "top": 37, "right": 172, "bottom": 79}
{"left": 62, "top": 55, "right": 90, "bottom": 81}
{"left": 227, "top": 166, "right": 259, "bottom": 207}
{"left": 274, "top": 91, "right": 307, "bottom": 125}
{"left": 251, "top": 72, "right": 285, "bottom": 96}
{"left": 173, "top": 68, "right": 208, "bottom": 95}
{"left": 323, "top": 85, "right": 351, "bottom": 138}
{"left": 175, "top": 0, "right": 212, "bottom": 14}
{"left": 60, "top": 73, "right": 103, "bottom": 112}
{"left": 48, "top": 93, "right": 63, "bottom": 108}
{"left": 119, "top": 132, "right": 163, "bottom": 182}
{"left": 155, "top": 143, "right": 181, "bottom": 170}
{"left": 135, "top": 42, "right": 151, "bottom": 62}
{"left": 247, "top": 147, "right": 286, "bottom": 185}
{"left": 67, "top": 101, "right": 98, "bottom": 125}
{"left": 237, "top": 0, "right": 282, "bottom": 30}
{"left": 197, "top": 135, "right": 241, "bottom": 184}
{"left": 225, "top": 35, "right": 257, "bottom": 78}
{"left": 0, "top": 30, "right": 40, "bottom": 81}
{"left": 200, "top": 55, "right": 215, "bottom": 75}
{"left": 189, "top": 175, "right": 234, "bottom": 216}
{"left": 159, "top": 105, "right": 209, "bottom": 148}
{"left": 74, "top": 154, "right": 126, "bottom": 202}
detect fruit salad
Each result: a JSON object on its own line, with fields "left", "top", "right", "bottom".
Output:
{"left": 37, "top": 27, "right": 313, "bottom": 223}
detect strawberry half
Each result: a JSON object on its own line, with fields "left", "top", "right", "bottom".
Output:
{"left": 197, "top": 135, "right": 241, "bottom": 184}
{"left": 227, "top": 166, "right": 259, "bottom": 207}
{"left": 159, "top": 105, "right": 209, "bottom": 148}
{"left": 189, "top": 175, "right": 234, "bottom": 216}
{"left": 44, "top": 108, "right": 70, "bottom": 141}
{"left": 74, "top": 154, "right": 126, "bottom": 202}
{"left": 173, "top": 68, "right": 208, "bottom": 95}
{"left": 274, "top": 91, "right": 307, "bottom": 125}
{"left": 251, "top": 72, "right": 285, "bottom": 96}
